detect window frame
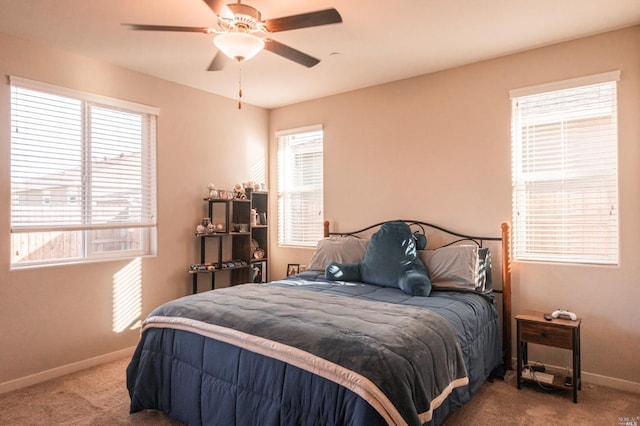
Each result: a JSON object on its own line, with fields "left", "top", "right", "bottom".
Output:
{"left": 276, "top": 125, "right": 324, "bottom": 248}
{"left": 509, "top": 71, "right": 620, "bottom": 265}
{"left": 9, "top": 76, "right": 158, "bottom": 269}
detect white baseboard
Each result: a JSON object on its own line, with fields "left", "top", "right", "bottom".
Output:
{"left": 511, "top": 358, "right": 640, "bottom": 394}
{"left": 0, "top": 346, "right": 136, "bottom": 395}
{"left": 582, "top": 371, "right": 640, "bottom": 394}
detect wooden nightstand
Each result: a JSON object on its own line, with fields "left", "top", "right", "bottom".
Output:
{"left": 516, "top": 310, "right": 582, "bottom": 403}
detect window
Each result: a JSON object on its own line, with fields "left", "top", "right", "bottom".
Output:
{"left": 10, "top": 77, "right": 158, "bottom": 268}
{"left": 277, "top": 126, "right": 323, "bottom": 247}
{"left": 510, "top": 71, "right": 619, "bottom": 265}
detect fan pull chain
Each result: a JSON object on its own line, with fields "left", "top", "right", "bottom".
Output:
{"left": 238, "top": 62, "right": 243, "bottom": 110}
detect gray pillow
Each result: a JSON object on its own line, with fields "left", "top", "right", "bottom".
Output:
{"left": 307, "top": 236, "right": 368, "bottom": 271}
{"left": 418, "top": 245, "right": 492, "bottom": 292}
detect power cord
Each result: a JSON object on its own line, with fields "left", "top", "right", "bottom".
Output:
{"left": 528, "top": 361, "right": 546, "bottom": 372}
{"left": 522, "top": 361, "right": 555, "bottom": 390}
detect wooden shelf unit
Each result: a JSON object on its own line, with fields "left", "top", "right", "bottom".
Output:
{"left": 190, "top": 191, "right": 269, "bottom": 293}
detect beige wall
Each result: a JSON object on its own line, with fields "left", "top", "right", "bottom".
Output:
{"left": 0, "top": 33, "right": 269, "bottom": 388}
{"left": 269, "top": 26, "right": 640, "bottom": 391}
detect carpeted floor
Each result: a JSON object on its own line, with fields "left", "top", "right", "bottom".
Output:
{"left": 0, "top": 358, "right": 181, "bottom": 426}
{"left": 0, "top": 357, "right": 638, "bottom": 425}
{"left": 444, "top": 371, "right": 639, "bottom": 425}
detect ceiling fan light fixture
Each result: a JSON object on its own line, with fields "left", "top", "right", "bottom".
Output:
{"left": 214, "top": 32, "right": 265, "bottom": 62}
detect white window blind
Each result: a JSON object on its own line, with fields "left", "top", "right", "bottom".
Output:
{"left": 277, "top": 126, "right": 323, "bottom": 247}
{"left": 10, "top": 76, "right": 158, "bottom": 267}
{"left": 510, "top": 71, "right": 619, "bottom": 265}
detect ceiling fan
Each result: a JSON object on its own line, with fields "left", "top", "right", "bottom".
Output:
{"left": 122, "top": 0, "right": 343, "bottom": 70}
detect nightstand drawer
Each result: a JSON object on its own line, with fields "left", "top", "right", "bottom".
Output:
{"left": 519, "top": 321, "right": 573, "bottom": 349}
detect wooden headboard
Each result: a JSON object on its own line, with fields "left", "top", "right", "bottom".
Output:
{"left": 323, "top": 220, "right": 512, "bottom": 370}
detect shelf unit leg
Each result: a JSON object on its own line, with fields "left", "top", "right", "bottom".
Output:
{"left": 516, "top": 321, "right": 522, "bottom": 389}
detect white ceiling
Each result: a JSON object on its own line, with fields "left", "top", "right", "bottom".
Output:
{"left": 0, "top": 0, "right": 638, "bottom": 109}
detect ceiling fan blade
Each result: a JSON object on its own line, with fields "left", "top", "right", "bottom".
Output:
{"left": 207, "top": 52, "right": 227, "bottom": 71}
{"left": 264, "top": 8, "right": 342, "bottom": 33}
{"left": 264, "top": 39, "right": 320, "bottom": 68}
{"left": 122, "top": 23, "right": 214, "bottom": 33}
{"left": 202, "top": 0, "right": 234, "bottom": 20}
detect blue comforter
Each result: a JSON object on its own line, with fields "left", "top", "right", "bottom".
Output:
{"left": 127, "top": 272, "right": 501, "bottom": 425}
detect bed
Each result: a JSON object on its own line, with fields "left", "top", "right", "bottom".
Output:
{"left": 127, "top": 220, "right": 512, "bottom": 425}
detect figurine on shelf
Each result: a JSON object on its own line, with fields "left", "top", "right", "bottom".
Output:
{"left": 254, "top": 248, "right": 265, "bottom": 259}
{"left": 206, "top": 221, "right": 216, "bottom": 234}
{"left": 244, "top": 181, "right": 261, "bottom": 192}
{"left": 234, "top": 183, "right": 247, "bottom": 200}
{"left": 208, "top": 183, "right": 218, "bottom": 199}
{"left": 250, "top": 208, "right": 258, "bottom": 226}
{"left": 197, "top": 218, "right": 210, "bottom": 234}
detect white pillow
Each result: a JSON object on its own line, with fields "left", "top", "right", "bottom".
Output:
{"left": 307, "top": 237, "right": 369, "bottom": 271}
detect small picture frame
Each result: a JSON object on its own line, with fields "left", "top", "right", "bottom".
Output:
{"left": 252, "top": 262, "right": 263, "bottom": 283}
{"left": 287, "top": 263, "right": 300, "bottom": 276}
